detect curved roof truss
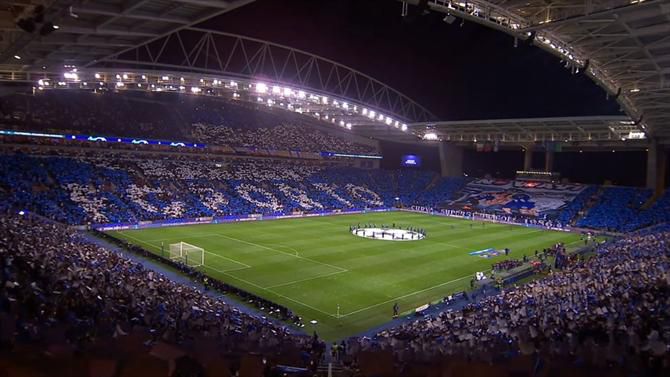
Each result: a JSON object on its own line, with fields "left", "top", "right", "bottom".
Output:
{"left": 87, "top": 28, "right": 437, "bottom": 123}
{"left": 407, "top": 0, "right": 670, "bottom": 143}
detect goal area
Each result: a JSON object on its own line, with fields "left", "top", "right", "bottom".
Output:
{"left": 169, "top": 242, "right": 205, "bottom": 268}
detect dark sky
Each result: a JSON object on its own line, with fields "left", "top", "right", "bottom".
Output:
{"left": 202, "top": 0, "right": 622, "bottom": 121}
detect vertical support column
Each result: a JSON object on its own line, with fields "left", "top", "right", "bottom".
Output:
{"left": 545, "top": 149, "right": 555, "bottom": 172}
{"left": 646, "top": 142, "right": 666, "bottom": 194}
{"left": 523, "top": 146, "right": 533, "bottom": 171}
{"left": 439, "top": 142, "right": 464, "bottom": 177}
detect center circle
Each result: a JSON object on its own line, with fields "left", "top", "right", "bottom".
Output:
{"left": 351, "top": 227, "right": 425, "bottom": 241}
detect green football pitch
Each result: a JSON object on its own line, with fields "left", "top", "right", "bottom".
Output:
{"left": 108, "top": 211, "right": 581, "bottom": 340}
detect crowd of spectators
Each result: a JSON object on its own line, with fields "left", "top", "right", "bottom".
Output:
{"left": 491, "top": 259, "right": 523, "bottom": 272}
{"left": 348, "top": 230, "right": 670, "bottom": 374}
{"left": 0, "top": 91, "right": 377, "bottom": 155}
{"left": 577, "top": 187, "right": 653, "bottom": 232}
{"left": 0, "top": 214, "right": 323, "bottom": 375}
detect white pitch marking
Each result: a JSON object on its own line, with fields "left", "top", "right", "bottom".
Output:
{"left": 264, "top": 269, "right": 349, "bottom": 289}
{"left": 214, "top": 233, "right": 348, "bottom": 273}
{"left": 119, "top": 232, "right": 251, "bottom": 269}
{"left": 339, "top": 275, "right": 472, "bottom": 317}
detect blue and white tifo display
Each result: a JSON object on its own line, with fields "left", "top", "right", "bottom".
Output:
{"left": 401, "top": 154, "right": 422, "bottom": 167}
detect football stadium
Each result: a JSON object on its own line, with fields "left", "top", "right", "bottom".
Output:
{"left": 0, "top": 1, "right": 669, "bottom": 376}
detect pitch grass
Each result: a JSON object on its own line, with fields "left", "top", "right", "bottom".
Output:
{"left": 108, "top": 211, "right": 581, "bottom": 340}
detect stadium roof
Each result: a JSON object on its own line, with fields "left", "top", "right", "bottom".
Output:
{"left": 0, "top": 0, "right": 254, "bottom": 70}
{"left": 407, "top": 115, "right": 642, "bottom": 145}
{"left": 1, "top": 1, "right": 668, "bottom": 146}
{"left": 404, "top": 0, "right": 670, "bottom": 143}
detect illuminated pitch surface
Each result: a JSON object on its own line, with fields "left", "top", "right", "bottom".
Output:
{"left": 108, "top": 211, "right": 581, "bottom": 340}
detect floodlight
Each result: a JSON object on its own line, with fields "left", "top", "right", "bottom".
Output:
{"left": 297, "top": 90, "right": 306, "bottom": 98}
{"left": 191, "top": 87, "right": 201, "bottom": 93}
{"left": 423, "top": 132, "right": 438, "bottom": 140}
{"left": 161, "top": 76, "right": 169, "bottom": 80}
{"left": 283, "top": 87, "right": 292, "bottom": 96}
{"left": 362, "top": 108, "right": 368, "bottom": 115}
{"left": 116, "top": 82, "right": 124, "bottom": 87}
{"left": 122, "top": 73, "right": 128, "bottom": 79}
{"left": 255, "top": 83, "right": 268, "bottom": 93}
{"left": 368, "top": 110, "right": 376, "bottom": 119}
{"left": 401, "top": 124, "right": 408, "bottom": 131}
{"left": 115, "top": 74, "right": 121, "bottom": 79}
{"left": 272, "top": 86, "right": 281, "bottom": 94}
{"left": 346, "top": 123, "right": 352, "bottom": 129}
{"left": 95, "top": 73, "right": 101, "bottom": 79}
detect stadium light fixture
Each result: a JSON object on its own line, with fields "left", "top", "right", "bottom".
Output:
{"left": 255, "top": 83, "right": 268, "bottom": 93}
{"left": 95, "top": 73, "right": 101, "bottom": 79}
{"left": 368, "top": 110, "right": 376, "bottom": 119}
{"left": 272, "top": 86, "right": 281, "bottom": 94}
{"left": 346, "top": 123, "right": 352, "bottom": 129}
{"left": 180, "top": 77, "right": 184, "bottom": 82}
{"left": 362, "top": 108, "right": 368, "bottom": 115}
{"left": 122, "top": 73, "right": 128, "bottom": 80}
{"left": 342, "top": 102, "right": 349, "bottom": 110}
{"left": 116, "top": 82, "right": 124, "bottom": 87}
{"left": 283, "top": 87, "right": 292, "bottom": 96}
{"left": 115, "top": 74, "right": 121, "bottom": 79}
{"left": 82, "top": 82, "right": 87, "bottom": 86}
{"left": 377, "top": 114, "right": 384, "bottom": 121}
{"left": 423, "top": 132, "right": 438, "bottom": 140}
{"left": 297, "top": 90, "right": 306, "bottom": 99}
{"left": 401, "top": 124, "right": 408, "bottom": 131}
{"left": 385, "top": 116, "right": 392, "bottom": 125}
{"left": 141, "top": 75, "right": 146, "bottom": 80}
{"left": 322, "top": 96, "right": 328, "bottom": 104}
{"left": 63, "top": 72, "right": 78, "bottom": 80}
{"left": 161, "top": 75, "right": 169, "bottom": 81}
{"left": 13, "top": 55, "right": 21, "bottom": 60}
{"left": 339, "top": 120, "right": 345, "bottom": 126}
{"left": 137, "top": 83, "right": 141, "bottom": 87}
{"left": 191, "top": 87, "right": 201, "bottom": 93}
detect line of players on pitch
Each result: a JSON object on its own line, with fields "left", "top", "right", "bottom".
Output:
{"left": 349, "top": 223, "right": 427, "bottom": 240}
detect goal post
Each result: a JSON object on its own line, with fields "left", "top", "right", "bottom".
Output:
{"left": 169, "top": 242, "right": 205, "bottom": 268}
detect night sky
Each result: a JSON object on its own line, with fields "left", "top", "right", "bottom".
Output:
{"left": 203, "top": 0, "right": 622, "bottom": 121}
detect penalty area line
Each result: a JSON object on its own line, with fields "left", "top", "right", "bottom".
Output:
{"left": 119, "top": 233, "right": 251, "bottom": 269}
{"left": 263, "top": 269, "right": 349, "bottom": 289}
{"left": 214, "top": 233, "right": 347, "bottom": 273}
{"left": 339, "top": 274, "right": 472, "bottom": 318}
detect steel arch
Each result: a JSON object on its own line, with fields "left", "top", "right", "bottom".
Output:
{"left": 88, "top": 28, "right": 436, "bottom": 123}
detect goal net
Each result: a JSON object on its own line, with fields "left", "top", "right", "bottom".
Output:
{"left": 169, "top": 242, "right": 205, "bottom": 268}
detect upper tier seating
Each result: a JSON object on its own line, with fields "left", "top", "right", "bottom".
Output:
{"left": 576, "top": 187, "right": 652, "bottom": 232}
{"left": 0, "top": 91, "right": 377, "bottom": 154}
{"left": 0, "top": 150, "right": 435, "bottom": 225}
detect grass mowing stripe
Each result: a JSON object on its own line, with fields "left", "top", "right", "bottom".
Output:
{"left": 109, "top": 212, "right": 581, "bottom": 340}
{"left": 119, "top": 232, "right": 251, "bottom": 269}
{"left": 212, "top": 233, "right": 348, "bottom": 273}
{"left": 340, "top": 274, "right": 472, "bottom": 317}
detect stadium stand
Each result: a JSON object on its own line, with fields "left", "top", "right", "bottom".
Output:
{"left": 0, "top": 214, "right": 322, "bottom": 376}
{"left": 350, "top": 229, "right": 670, "bottom": 376}
{"left": 576, "top": 187, "right": 652, "bottom": 232}
{"left": 0, "top": 91, "right": 377, "bottom": 154}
